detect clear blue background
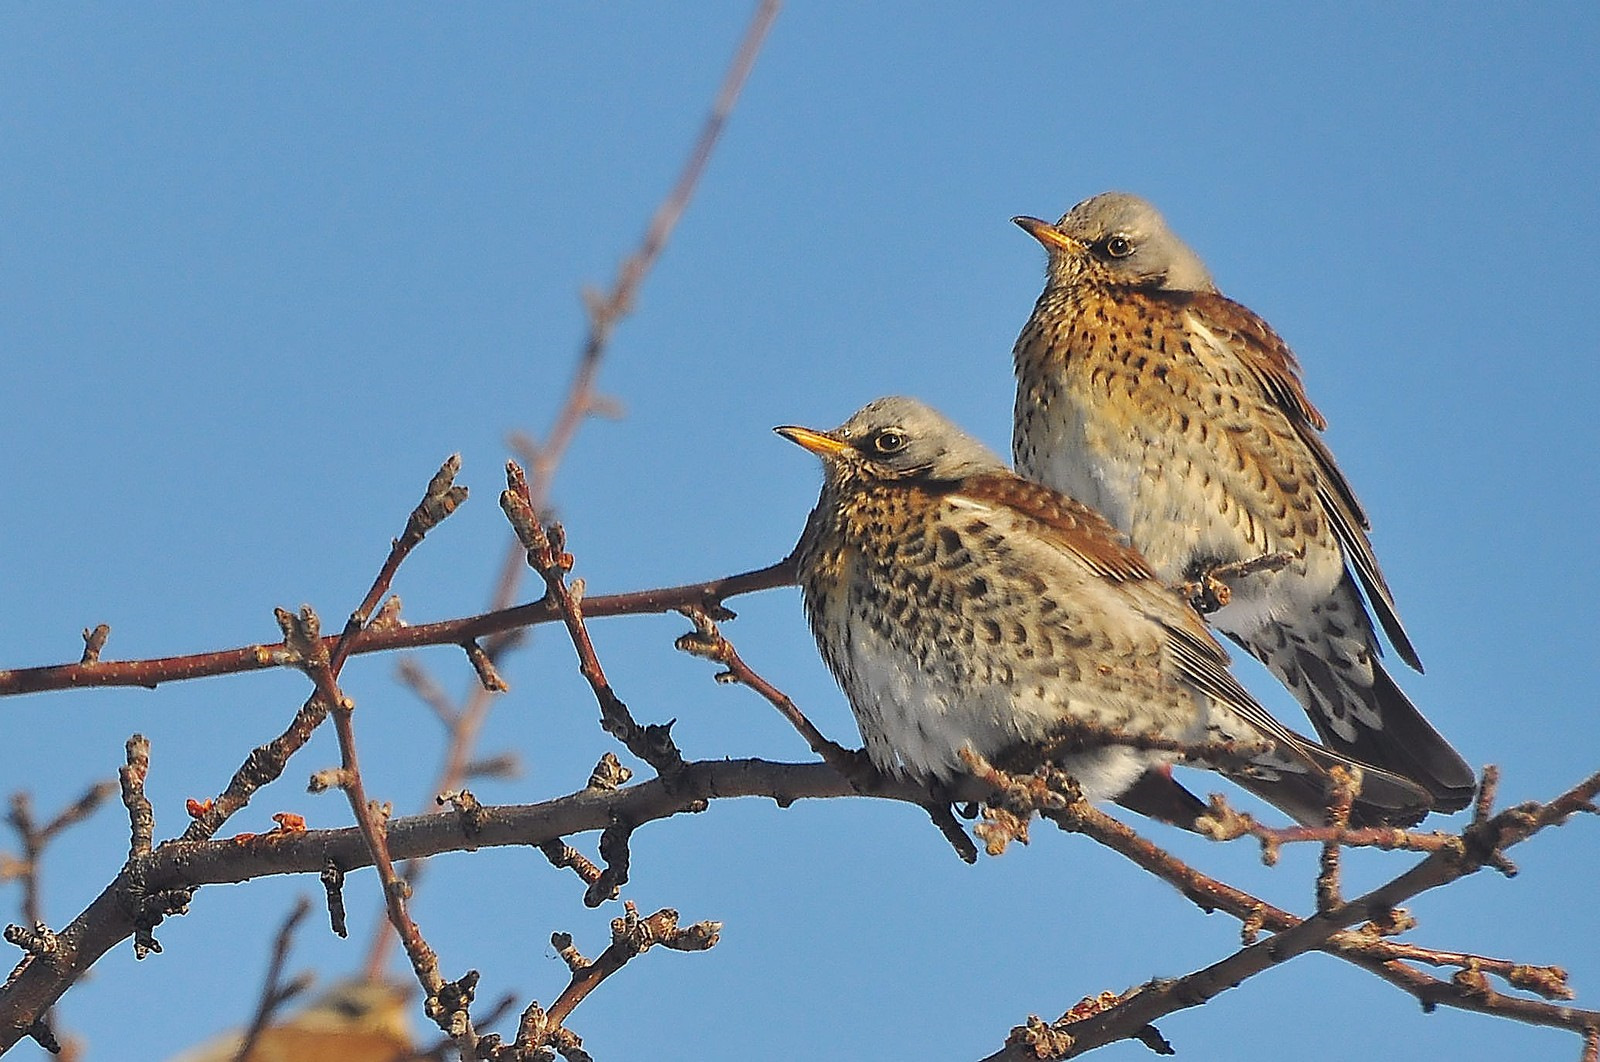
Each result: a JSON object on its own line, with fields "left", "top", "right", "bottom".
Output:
{"left": 3, "top": 6, "right": 1597, "bottom": 1060}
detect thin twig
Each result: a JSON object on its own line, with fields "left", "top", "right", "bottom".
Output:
{"left": 78, "top": 626, "right": 110, "bottom": 665}
{"left": 673, "top": 607, "right": 857, "bottom": 771}
{"left": 674, "top": 606, "right": 978, "bottom": 862}
{"left": 359, "top": 2, "right": 781, "bottom": 986}
{"left": 502, "top": 463, "right": 684, "bottom": 777}
{"left": 0, "top": 559, "right": 798, "bottom": 697}
{"left": 5, "top": 782, "right": 116, "bottom": 930}
{"left": 1317, "top": 766, "right": 1358, "bottom": 911}
{"left": 285, "top": 603, "right": 474, "bottom": 1053}
{"left": 329, "top": 456, "right": 469, "bottom": 678}
{"left": 524, "top": 0, "right": 782, "bottom": 506}
{"left": 976, "top": 764, "right": 1600, "bottom": 1059}
{"left": 545, "top": 902, "right": 720, "bottom": 1028}
{"left": 1197, "top": 794, "right": 1458, "bottom": 862}
{"left": 231, "top": 897, "right": 313, "bottom": 1062}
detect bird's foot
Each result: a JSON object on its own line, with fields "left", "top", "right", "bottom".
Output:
{"left": 827, "top": 745, "right": 885, "bottom": 794}
{"left": 1178, "top": 551, "right": 1295, "bottom": 614}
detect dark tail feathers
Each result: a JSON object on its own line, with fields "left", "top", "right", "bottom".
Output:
{"left": 1302, "top": 651, "right": 1476, "bottom": 814}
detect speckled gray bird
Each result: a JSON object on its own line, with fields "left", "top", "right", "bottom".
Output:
{"left": 1010, "top": 192, "right": 1473, "bottom": 812}
{"left": 780, "top": 395, "right": 1433, "bottom": 826}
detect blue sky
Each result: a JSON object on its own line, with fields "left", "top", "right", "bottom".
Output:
{"left": 3, "top": 6, "right": 1598, "bottom": 1060}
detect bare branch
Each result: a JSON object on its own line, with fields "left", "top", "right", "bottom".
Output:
{"left": 78, "top": 626, "right": 109, "bottom": 665}
{"left": 674, "top": 607, "right": 858, "bottom": 772}
{"left": 1317, "top": 765, "right": 1358, "bottom": 912}
{"left": 4, "top": 782, "right": 116, "bottom": 931}
{"left": 119, "top": 736, "right": 152, "bottom": 861}
{"left": 231, "top": 897, "right": 313, "bottom": 1062}
{"left": 545, "top": 902, "right": 720, "bottom": 1028}
{"left": 0, "top": 559, "right": 798, "bottom": 698}
{"left": 502, "top": 462, "right": 684, "bottom": 777}
{"left": 976, "top": 764, "right": 1600, "bottom": 1059}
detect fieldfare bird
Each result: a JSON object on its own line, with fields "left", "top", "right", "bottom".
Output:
{"left": 780, "top": 395, "right": 1433, "bottom": 827}
{"left": 168, "top": 980, "right": 414, "bottom": 1062}
{"left": 1010, "top": 192, "right": 1473, "bottom": 812}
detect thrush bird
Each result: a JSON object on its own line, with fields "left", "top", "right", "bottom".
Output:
{"left": 1010, "top": 192, "right": 1474, "bottom": 813}
{"left": 780, "top": 395, "right": 1433, "bottom": 827}
{"left": 167, "top": 979, "right": 414, "bottom": 1062}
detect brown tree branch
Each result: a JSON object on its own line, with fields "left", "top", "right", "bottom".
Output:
{"left": 979, "top": 765, "right": 1600, "bottom": 1059}
{"left": 4, "top": 783, "right": 116, "bottom": 931}
{"left": 502, "top": 462, "right": 686, "bottom": 778}
{"left": 261, "top": 460, "right": 482, "bottom": 1053}
{"left": 673, "top": 607, "right": 980, "bottom": 862}
{"left": 3, "top": 749, "right": 1596, "bottom": 1056}
{"left": 551, "top": 902, "right": 719, "bottom": 1030}
{"left": 0, "top": 559, "right": 797, "bottom": 698}
{"left": 231, "top": 897, "right": 314, "bottom": 1062}
{"left": 673, "top": 607, "right": 857, "bottom": 771}
{"left": 0, "top": 756, "right": 916, "bottom": 1050}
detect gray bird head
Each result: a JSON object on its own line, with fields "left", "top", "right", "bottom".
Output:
{"left": 776, "top": 396, "right": 1005, "bottom": 485}
{"left": 1014, "top": 191, "right": 1215, "bottom": 293}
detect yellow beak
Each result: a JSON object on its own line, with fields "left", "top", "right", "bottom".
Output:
{"left": 774, "top": 425, "right": 851, "bottom": 458}
{"left": 1012, "top": 215, "right": 1080, "bottom": 253}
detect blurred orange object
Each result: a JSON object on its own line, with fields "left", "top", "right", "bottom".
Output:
{"left": 166, "top": 979, "right": 414, "bottom": 1062}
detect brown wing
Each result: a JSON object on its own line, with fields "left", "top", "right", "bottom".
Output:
{"left": 954, "top": 472, "right": 1155, "bottom": 583}
{"left": 957, "top": 472, "right": 1270, "bottom": 725}
{"left": 1186, "top": 292, "right": 1422, "bottom": 671}
{"left": 957, "top": 470, "right": 1432, "bottom": 822}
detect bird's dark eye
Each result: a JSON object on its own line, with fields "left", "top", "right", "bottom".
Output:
{"left": 870, "top": 429, "right": 908, "bottom": 455}
{"left": 1104, "top": 234, "right": 1134, "bottom": 258}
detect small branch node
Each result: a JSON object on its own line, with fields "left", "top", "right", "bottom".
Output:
{"left": 24, "top": 1014, "right": 61, "bottom": 1055}
{"left": 586, "top": 752, "right": 634, "bottom": 792}
{"left": 404, "top": 453, "right": 470, "bottom": 543}
{"left": 1473, "top": 765, "right": 1501, "bottom": 825}
{"left": 463, "top": 639, "right": 509, "bottom": 692}
{"left": 119, "top": 734, "right": 153, "bottom": 859}
{"left": 1177, "top": 551, "right": 1294, "bottom": 615}
{"left": 541, "top": 839, "right": 604, "bottom": 888}
{"left": 1317, "top": 765, "right": 1358, "bottom": 912}
{"left": 584, "top": 821, "right": 634, "bottom": 908}
{"left": 320, "top": 861, "right": 348, "bottom": 938}
{"left": 1507, "top": 963, "right": 1576, "bottom": 1001}
{"left": 3, "top": 922, "right": 58, "bottom": 959}
{"left": 1240, "top": 907, "right": 1266, "bottom": 946}
{"left": 307, "top": 767, "right": 355, "bottom": 793}
{"left": 1362, "top": 907, "right": 1417, "bottom": 938}
{"left": 438, "top": 789, "right": 487, "bottom": 844}
{"left": 79, "top": 624, "right": 111, "bottom": 664}
{"left": 275, "top": 605, "right": 328, "bottom": 670}
{"left": 369, "top": 595, "right": 406, "bottom": 632}
{"left": 1453, "top": 961, "right": 1492, "bottom": 999}
{"left": 552, "top": 931, "right": 589, "bottom": 974}
{"left": 426, "top": 969, "right": 480, "bottom": 1039}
